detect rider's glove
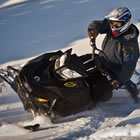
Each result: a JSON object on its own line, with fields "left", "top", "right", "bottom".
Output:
{"left": 88, "top": 30, "right": 98, "bottom": 39}
{"left": 111, "top": 80, "right": 119, "bottom": 89}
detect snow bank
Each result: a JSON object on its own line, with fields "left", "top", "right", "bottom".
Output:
{"left": 88, "top": 110, "right": 140, "bottom": 140}
{"left": 117, "top": 109, "right": 140, "bottom": 126}
{"left": 0, "top": 124, "right": 29, "bottom": 136}
{"left": 0, "top": 0, "right": 29, "bottom": 8}
{"left": 88, "top": 124, "right": 140, "bottom": 140}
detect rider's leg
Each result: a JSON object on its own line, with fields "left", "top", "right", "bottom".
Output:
{"left": 125, "top": 80, "right": 140, "bottom": 103}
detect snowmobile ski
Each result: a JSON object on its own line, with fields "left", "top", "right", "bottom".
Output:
{"left": 24, "top": 123, "right": 40, "bottom": 131}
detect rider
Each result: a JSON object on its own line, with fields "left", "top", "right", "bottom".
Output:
{"left": 88, "top": 7, "right": 140, "bottom": 103}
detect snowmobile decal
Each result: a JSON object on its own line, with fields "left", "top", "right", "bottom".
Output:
{"left": 49, "top": 55, "right": 59, "bottom": 61}
{"left": 37, "top": 98, "right": 48, "bottom": 102}
{"left": 64, "top": 82, "right": 79, "bottom": 88}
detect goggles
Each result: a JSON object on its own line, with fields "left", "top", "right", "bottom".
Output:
{"left": 110, "top": 21, "right": 125, "bottom": 29}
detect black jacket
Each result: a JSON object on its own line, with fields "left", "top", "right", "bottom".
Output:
{"left": 88, "top": 19, "right": 139, "bottom": 86}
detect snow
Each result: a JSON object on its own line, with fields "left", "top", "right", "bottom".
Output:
{"left": 117, "top": 109, "right": 140, "bottom": 126}
{"left": 0, "top": 0, "right": 29, "bottom": 8}
{"left": 0, "top": 0, "right": 140, "bottom": 140}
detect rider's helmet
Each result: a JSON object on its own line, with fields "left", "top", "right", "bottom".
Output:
{"left": 105, "top": 7, "right": 132, "bottom": 37}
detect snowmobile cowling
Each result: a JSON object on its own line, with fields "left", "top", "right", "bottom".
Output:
{"left": 0, "top": 48, "right": 112, "bottom": 122}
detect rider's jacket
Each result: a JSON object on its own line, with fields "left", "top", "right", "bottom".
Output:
{"left": 88, "top": 19, "right": 139, "bottom": 86}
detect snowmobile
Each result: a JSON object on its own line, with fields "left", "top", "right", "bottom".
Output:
{"left": 0, "top": 39, "right": 113, "bottom": 122}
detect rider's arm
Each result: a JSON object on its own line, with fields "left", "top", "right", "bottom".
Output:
{"left": 116, "top": 41, "right": 139, "bottom": 86}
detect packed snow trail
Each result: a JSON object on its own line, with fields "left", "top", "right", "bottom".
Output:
{"left": 0, "top": 83, "right": 140, "bottom": 140}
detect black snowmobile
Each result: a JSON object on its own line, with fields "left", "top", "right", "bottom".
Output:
{"left": 0, "top": 40, "right": 113, "bottom": 122}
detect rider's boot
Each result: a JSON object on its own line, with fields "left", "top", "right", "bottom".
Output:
{"left": 125, "top": 80, "right": 140, "bottom": 103}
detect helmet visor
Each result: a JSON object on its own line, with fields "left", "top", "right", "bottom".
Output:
{"left": 110, "top": 21, "right": 125, "bottom": 29}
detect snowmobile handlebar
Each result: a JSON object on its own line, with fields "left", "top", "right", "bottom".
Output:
{"left": 90, "top": 37, "right": 108, "bottom": 71}
{"left": 89, "top": 39, "right": 120, "bottom": 89}
{"left": 89, "top": 38, "right": 114, "bottom": 84}
{"left": 90, "top": 37, "right": 96, "bottom": 47}
{"left": 90, "top": 37, "right": 96, "bottom": 59}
